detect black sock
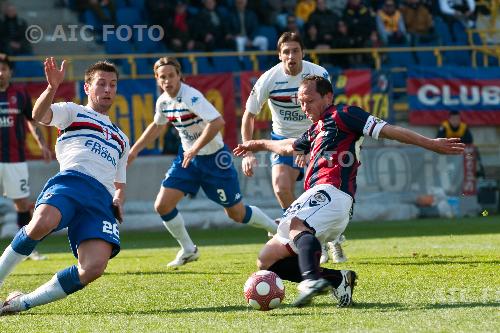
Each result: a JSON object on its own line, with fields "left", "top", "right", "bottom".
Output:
{"left": 17, "top": 211, "right": 31, "bottom": 228}
{"left": 293, "top": 231, "right": 322, "bottom": 280}
{"left": 320, "top": 267, "right": 343, "bottom": 288}
{"left": 268, "top": 256, "right": 302, "bottom": 283}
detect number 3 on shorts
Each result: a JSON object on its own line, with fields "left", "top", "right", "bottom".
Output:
{"left": 102, "top": 220, "right": 119, "bottom": 238}
{"left": 217, "top": 189, "right": 227, "bottom": 202}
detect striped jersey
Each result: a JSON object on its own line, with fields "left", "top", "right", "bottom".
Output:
{"left": 293, "top": 104, "right": 387, "bottom": 198}
{"left": 154, "top": 82, "right": 223, "bottom": 155}
{"left": 0, "top": 85, "right": 32, "bottom": 163}
{"left": 245, "top": 60, "right": 330, "bottom": 138}
{"left": 50, "top": 102, "right": 129, "bottom": 195}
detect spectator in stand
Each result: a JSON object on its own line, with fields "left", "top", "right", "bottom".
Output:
{"left": 0, "top": 3, "right": 32, "bottom": 55}
{"left": 295, "top": 0, "right": 316, "bottom": 23}
{"left": 84, "top": 0, "right": 117, "bottom": 25}
{"left": 376, "top": 0, "right": 409, "bottom": 45}
{"left": 400, "top": 0, "right": 436, "bottom": 44}
{"left": 225, "top": 0, "right": 268, "bottom": 54}
{"left": 145, "top": 0, "right": 174, "bottom": 32}
{"left": 436, "top": 110, "right": 473, "bottom": 144}
{"left": 343, "top": 0, "right": 376, "bottom": 50}
{"left": 165, "top": 0, "right": 198, "bottom": 53}
{"left": 193, "top": 0, "right": 231, "bottom": 51}
{"left": 281, "top": 14, "right": 302, "bottom": 36}
{"left": 276, "top": 1, "right": 300, "bottom": 33}
{"left": 439, "top": 0, "right": 476, "bottom": 42}
{"left": 331, "top": 20, "right": 358, "bottom": 68}
{"left": 307, "top": 0, "right": 339, "bottom": 46}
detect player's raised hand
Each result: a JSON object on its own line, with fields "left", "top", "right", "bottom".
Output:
{"left": 430, "top": 138, "right": 466, "bottom": 155}
{"left": 44, "top": 57, "right": 67, "bottom": 89}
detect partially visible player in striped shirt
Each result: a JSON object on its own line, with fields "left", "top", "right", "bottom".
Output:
{"left": 0, "top": 54, "right": 51, "bottom": 260}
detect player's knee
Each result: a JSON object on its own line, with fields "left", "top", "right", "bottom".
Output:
{"left": 79, "top": 261, "right": 108, "bottom": 284}
{"left": 154, "top": 200, "right": 173, "bottom": 216}
{"left": 26, "top": 212, "right": 59, "bottom": 239}
{"left": 226, "top": 208, "right": 245, "bottom": 223}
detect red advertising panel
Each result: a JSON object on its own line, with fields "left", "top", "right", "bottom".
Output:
{"left": 186, "top": 73, "right": 237, "bottom": 148}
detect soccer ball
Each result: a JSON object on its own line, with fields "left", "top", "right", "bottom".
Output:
{"left": 243, "top": 270, "right": 285, "bottom": 311}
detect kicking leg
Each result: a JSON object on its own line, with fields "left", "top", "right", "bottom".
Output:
{"left": 0, "top": 204, "right": 59, "bottom": 288}
{"left": 1, "top": 239, "right": 111, "bottom": 314}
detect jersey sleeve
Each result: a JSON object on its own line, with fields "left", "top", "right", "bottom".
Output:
{"left": 292, "top": 129, "right": 311, "bottom": 154}
{"left": 338, "top": 105, "right": 387, "bottom": 140}
{"left": 49, "top": 102, "right": 78, "bottom": 129}
{"left": 245, "top": 73, "right": 269, "bottom": 115}
{"left": 189, "top": 89, "right": 221, "bottom": 121}
{"left": 153, "top": 98, "right": 168, "bottom": 125}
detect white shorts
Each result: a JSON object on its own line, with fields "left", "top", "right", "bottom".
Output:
{"left": 276, "top": 184, "right": 353, "bottom": 254}
{"left": 0, "top": 162, "right": 30, "bottom": 199}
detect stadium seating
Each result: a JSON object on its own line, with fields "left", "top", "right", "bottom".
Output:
{"left": 13, "top": 61, "right": 45, "bottom": 78}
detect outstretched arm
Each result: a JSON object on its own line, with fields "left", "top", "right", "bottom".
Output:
{"left": 233, "top": 138, "right": 296, "bottom": 157}
{"left": 379, "top": 124, "right": 465, "bottom": 154}
{"left": 32, "top": 57, "right": 67, "bottom": 125}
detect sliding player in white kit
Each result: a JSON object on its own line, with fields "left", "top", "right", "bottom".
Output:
{"left": 0, "top": 58, "right": 129, "bottom": 314}
{"left": 241, "top": 31, "right": 345, "bottom": 264}
{"left": 128, "top": 57, "right": 277, "bottom": 267}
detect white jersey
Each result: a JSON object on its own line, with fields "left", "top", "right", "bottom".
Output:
{"left": 50, "top": 102, "right": 129, "bottom": 196}
{"left": 245, "top": 60, "right": 330, "bottom": 138}
{"left": 154, "top": 82, "right": 224, "bottom": 155}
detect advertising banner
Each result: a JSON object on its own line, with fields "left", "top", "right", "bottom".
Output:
{"left": 408, "top": 67, "right": 500, "bottom": 125}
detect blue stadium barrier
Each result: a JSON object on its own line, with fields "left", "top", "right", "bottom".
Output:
{"left": 13, "top": 61, "right": 44, "bottom": 78}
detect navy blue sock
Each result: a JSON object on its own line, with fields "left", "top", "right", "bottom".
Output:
{"left": 242, "top": 205, "right": 252, "bottom": 224}
{"left": 293, "top": 231, "right": 322, "bottom": 280}
{"left": 57, "top": 265, "right": 85, "bottom": 294}
{"left": 160, "top": 208, "right": 178, "bottom": 222}
{"left": 268, "top": 256, "right": 302, "bottom": 282}
{"left": 16, "top": 211, "right": 31, "bottom": 228}
{"left": 11, "top": 227, "right": 38, "bottom": 256}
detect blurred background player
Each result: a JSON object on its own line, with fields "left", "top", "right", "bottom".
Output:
{"left": 0, "top": 54, "right": 51, "bottom": 260}
{"left": 127, "top": 56, "right": 277, "bottom": 268}
{"left": 240, "top": 31, "right": 346, "bottom": 264}
{"left": 0, "top": 57, "right": 129, "bottom": 315}
{"left": 234, "top": 75, "right": 465, "bottom": 307}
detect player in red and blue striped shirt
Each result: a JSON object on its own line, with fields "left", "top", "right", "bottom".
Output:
{"left": 234, "top": 75, "right": 465, "bottom": 308}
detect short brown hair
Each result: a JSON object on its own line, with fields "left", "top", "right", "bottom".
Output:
{"left": 0, "top": 54, "right": 13, "bottom": 69}
{"left": 301, "top": 75, "right": 333, "bottom": 97}
{"left": 84, "top": 61, "right": 119, "bottom": 84}
{"left": 154, "top": 56, "right": 182, "bottom": 77}
{"left": 277, "top": 32, "right": 304, "bottom": 52}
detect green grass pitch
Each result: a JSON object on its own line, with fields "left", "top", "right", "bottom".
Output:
{"left": 0, "top": 216, "right": 498, "bottom": 332}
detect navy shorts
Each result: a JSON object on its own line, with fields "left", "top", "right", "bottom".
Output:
{"left": 162, "top": 145, "right": 243, "bottom": 207}
{"left": 270, "top": 132, "right": 304, "bottom": 181}
{"left": 36, "top": 170, "right": 120, "bottom": 259}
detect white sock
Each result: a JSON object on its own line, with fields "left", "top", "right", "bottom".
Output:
{"left": 0, "top": 245, "right": 27, "bottom": 287}
{"left": 246, "top": 206, "right": 278, "bottom": 233}
{"left": 19, "top": 274, "right": 67, "bottom": 310}
{"left": 162, "top": 212, "right": 196, "bottom": 253}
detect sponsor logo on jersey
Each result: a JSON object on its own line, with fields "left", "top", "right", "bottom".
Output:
{"left": 85, "top": 139, "right": 117, "bottom": 166}
{"left": 191, "top": 96, "right": 199, "bottom": 105}
{"left": 0, "top": 115, "right": 14, "bottom": 127}
{"left": 181, "top": 129, "right": 201, "bottom": 141}
{"left": 275, "top": 81, "right": 288, "bottom": 85}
